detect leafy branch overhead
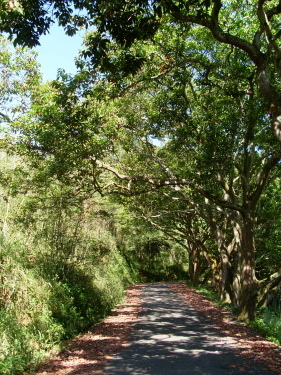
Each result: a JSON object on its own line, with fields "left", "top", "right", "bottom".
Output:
{"left": 2, "top": 1, "right": 281, "bottom": 138}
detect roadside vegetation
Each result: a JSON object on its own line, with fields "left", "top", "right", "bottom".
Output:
{"left": 0, "top": 154, "right": 133, "bottom": 374}
{"left": 0, "top": 151, "right": 186, "bottom": 374}
{"left": 253, "top": 294, "right": 281, "bottom": 346}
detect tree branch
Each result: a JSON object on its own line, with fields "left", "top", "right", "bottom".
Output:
{"left": 92, "top": 157, "right": 244, "bottom": 214}
{"left": 250, "top": 152, "right": 281, "bottom": 206}
{"left": 0, "top": 112, "right": 11, "bottom": 123}
{"left": 257, "top": 271, "right": 281, "bottom": 308}
{"left": 91, "top": 157, "right": 191, "bottom": 187}
{"left": 257, "top": 0, "right": 281, "bottom": 67}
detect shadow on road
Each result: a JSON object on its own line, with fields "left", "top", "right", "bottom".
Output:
{"left": 105, "top": 283, "right": 276, "bottom": 375}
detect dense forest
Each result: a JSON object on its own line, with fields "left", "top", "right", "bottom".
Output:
{"left": 0, "top": 1, "right": 281, "bottom": 374}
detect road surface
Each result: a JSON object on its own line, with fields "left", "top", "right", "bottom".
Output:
{"left": 105, "top": 283, "right": 276, "bottom": 375}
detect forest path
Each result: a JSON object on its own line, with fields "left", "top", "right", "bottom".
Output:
{"left": 32, "top": 282, "right": 281, "bottom": 375}
{"left": 104, "top": 283, "right": 276, "bottom": 375}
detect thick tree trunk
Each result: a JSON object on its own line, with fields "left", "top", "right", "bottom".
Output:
{"left": 237, "top": 212, "right": 258, "bottom": 321}
{"left": 210, "top": 225, "right": 232, "bottom": 303}
{"left": 230, "top": 218, "right": 242, "bottom": 308}
{"left": 204, "top": 207, "right": 228, "bottom": 297}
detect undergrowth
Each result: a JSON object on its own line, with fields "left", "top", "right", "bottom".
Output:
{"left": 251, "top": 309, "right": 281, "bottom": 346}
{"left": 0, "top": 206, "right": 138, "bottom": 375}
{"left": 0, "top": 172, "right": 187, "bottom": 375}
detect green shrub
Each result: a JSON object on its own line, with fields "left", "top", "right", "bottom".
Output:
{"left": 252, "top": 309, "right": 281, "bottom": 345}
{"left": 0, "top": 310, "right": 33, "bottom": 375}
{"left": 263, "top": 309, "right": 281, "bottom": 344}
{"left": 132, "top": 236, "right": 188, "bottom": 282}
{"left": 0, "top": 256, "right": 64, "bottom": 374}
{"left": 0, "top": 169, "right": 137, "bottom": 375}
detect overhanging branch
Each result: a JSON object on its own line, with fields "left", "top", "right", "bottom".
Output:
{"left": 92, "top": 157, "right": 244, "bottom": 214}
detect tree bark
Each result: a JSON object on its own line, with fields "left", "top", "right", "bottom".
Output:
{"left": 237, "top": 211, "right": 258, "bottom": 321}
{"left": 257, "top": 271, "right": 281, "bottom": 308}
{"left": 188, "top": 241, "right": 202, "bottom": 286}
{"left": 219, "top": 249, "right": 233, "bottom": 304}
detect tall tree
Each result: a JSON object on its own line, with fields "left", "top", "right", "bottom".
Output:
{"left": 81, "top": 0, "right": 281, "bottom": 144}
{"left": 79, "top": 25, "right": 281, "bottom": 320}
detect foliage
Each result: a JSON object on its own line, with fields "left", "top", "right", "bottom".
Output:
{"left": 74, "top": 24, "right": 281, "bottom": 320}
{"left": 251, "top": 309, "right": 281, "bottom": 346}
{"left": 255, "top": 178, "right": 281, "bottom": 279}
{"left": 0, "top": 236, "right": 64, "bottom": 374}
{"left": 7, "top": 18, "right": 280, "bottom": 322}
{"left": 2, "top": 1, "right": 281, "bottom": 138}
{"left": 0, "top": 0, "right": 280, "bottom": 344}
{"left": 0, "top": 219, "right": 134, "bottom": 374}
{"left": 129, "top": 231, "right": 188, "bottom": 282}
{"left": 0, "top": 35, "right": 41, "bottom": 128}
{"left": 0, "top": 139, "right": 188, "bottom": 374}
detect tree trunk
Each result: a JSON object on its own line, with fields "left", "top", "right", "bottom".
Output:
{"left": 219, "top": 249, "right": 233, "bottom": 304}
{"left": 237, "top": 211, "right": 258, "bottom": 321}
{"left": 228, "top": 218, "right": 242, "bottom": 309}
{"left": 257, "top": 271, "right": 281, "bottom": 309}
{"left": 188, "top": 242, "right": 202, "bottom": 287}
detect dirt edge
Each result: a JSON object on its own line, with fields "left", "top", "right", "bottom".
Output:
{"left": 29, "top": 284, "right": 142, "bottom": 375}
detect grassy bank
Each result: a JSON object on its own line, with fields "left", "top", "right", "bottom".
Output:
{"left": 0, "top": 232, "right": 136, "bottom": 375}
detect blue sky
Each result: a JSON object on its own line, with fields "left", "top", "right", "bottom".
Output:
{"left": 35, "top": 23, "right": 85, "bottom": 81}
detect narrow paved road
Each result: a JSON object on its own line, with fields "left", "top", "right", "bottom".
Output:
{"left": 105, "top": 283, "right": 276, "bottom": 375}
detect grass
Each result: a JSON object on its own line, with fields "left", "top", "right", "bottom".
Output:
{"left": 189, "top": 283, "right": 232, "bottom": 309}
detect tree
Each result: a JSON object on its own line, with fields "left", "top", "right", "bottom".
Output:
{"left": 80, "top": 0, "right": 281, "bottom": 144}
{"left": 0, "top": 35, "right": 42, "bottom": 239}
{"left": 77, "top": 25, "right": 281, "bottom": 320}
{"left": 255, "top": 178, "right": 281, "bottom": 308}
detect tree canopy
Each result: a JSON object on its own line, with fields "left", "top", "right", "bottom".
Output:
{"left": 1, "top": 1, "right": 281, "bottom": 322}
{"left": 2, "top": 1, "right": 281, "bottom": 140}
{"left": 1, "top": 14, "right": 281, "bottom": 374}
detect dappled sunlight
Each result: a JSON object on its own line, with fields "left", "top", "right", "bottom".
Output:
{"left": 104, "top": 283, "right": 273, "bottom": 375}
